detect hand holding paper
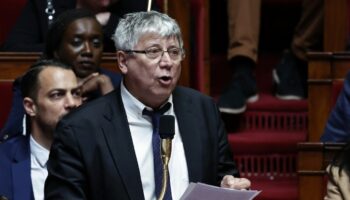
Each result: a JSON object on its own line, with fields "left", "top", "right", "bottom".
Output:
{"left": 220, "top": 175, "right": 251, "bottom": 190}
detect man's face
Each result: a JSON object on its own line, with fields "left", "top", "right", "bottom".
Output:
{"left": 25, "top": 67, "right": 82, "bottom": 134}
{"left": 119, "top": 33, "right": 183, "bottom": 108}
{"left": 56, "top": 18, "right": 103, "bottom": 79}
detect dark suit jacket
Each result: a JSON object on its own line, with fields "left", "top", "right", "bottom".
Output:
{"left": 0, "top": 134, "right": 34, "bottom": 200}
{"left": 321, "top": 71, "right": 350, "bottom": 142}
{"left": 45, "top": 86, "right": 239, "bottom": 200}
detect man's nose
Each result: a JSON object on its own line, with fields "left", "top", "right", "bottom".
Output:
{"left": 65, "top": 95, "right": 80, "bottom": 109}
{"left": 82, "top": 41, "right": 92, "bottom": 54}
{"left": 159, "top": 51, "right": 172, "bottom": 66}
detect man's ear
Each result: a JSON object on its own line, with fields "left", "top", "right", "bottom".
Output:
{"left": 23, "top": 97, "right": 37, "bottom": 117}
{"left": 116, "top": 51, "right": 128, "bottom": 74}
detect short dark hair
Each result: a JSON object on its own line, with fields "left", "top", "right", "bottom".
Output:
{"left": 44, "top": 9, "right": 98, "bottom": 58}
{"left": 20, "top": 59, "right": 72, "bottom": 101}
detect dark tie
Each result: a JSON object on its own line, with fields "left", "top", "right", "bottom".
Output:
{"left": 143, "top": 102, "right": 172, "bottom": 200}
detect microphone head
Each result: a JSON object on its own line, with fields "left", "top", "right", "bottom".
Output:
{"left": 159, "top": 115, "right": 175, "bottom": 139}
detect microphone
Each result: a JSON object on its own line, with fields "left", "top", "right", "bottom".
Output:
{"left": 158, "top": 115, "right": 175, "bottom": 200}
{"left": 159, "top": 115, "right": 175, "bottom": 165}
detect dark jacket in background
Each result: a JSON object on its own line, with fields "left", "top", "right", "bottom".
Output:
{"left": 0, "top": 134, "right": 33, "bottom": 200}
{"left": 321, "top": 71, "right": 350, "bottom": 142}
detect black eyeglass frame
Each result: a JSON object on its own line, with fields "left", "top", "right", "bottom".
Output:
{"left": 122, "top": 47, "right": 185, "bottom": 61}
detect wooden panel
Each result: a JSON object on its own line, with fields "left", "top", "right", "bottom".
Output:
{"left": 298, "top": 142, "right": 324, "bottom": 200}
{"left": 308, "top": 82, "right": 331, "bottom": 142}
{"left": 308, "top": 52, "right": 332, "bottom": 80}
{"left": 298, "top": 142, "right": 345, "bottom": 200}
{"left": 0, "top": 50, "right": 197, "bottom": 87}
{"left": 192, "top": 0, "right": 211, "bottom": 94}
{"left": 299, "top": 177, "right": 324, "bottom": 200}
{"left": 324, "top": 0, "right": 348, "bottom": 51}
{"left": 167, "top": 0, "right": 211, "bottom": 93}
{"left": 167, "top": 0, "right": 191, "bottom": 88}
{"left": 307, "top": 52, "right": 350, "bottom": 142}
{"left": 298, "top": 142, "right": 323, "bottom": 171}
{"left": 0, "top": 52, "right": 39, "bottom": 79}
{"left": 0, "top": 52, "right": 120, "bottom": 80}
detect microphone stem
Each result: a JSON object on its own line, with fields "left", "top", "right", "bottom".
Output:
{"left": 163, "top": 0, "right": 168, "bottom": 14}
{"left": 158, "top": 164, "right": 169, "bottom": 200}
{"left": 158, "top": 139, "right": 172, "bottom": 200}
{"left": 147, "top": 0, "right": 152, "bottom": 11}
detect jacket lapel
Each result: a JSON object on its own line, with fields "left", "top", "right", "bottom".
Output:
{"left": 173, "top": 88, "right": 203, "bottom": 182}
{"left": 101, "top": 90, "right": 145, "bottom": 200}
{"left": 12, "top": 137, "right": 33, "bottom": 200}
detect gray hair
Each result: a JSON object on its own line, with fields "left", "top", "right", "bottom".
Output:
{"left": 112, "top": 11, "right": 183, "bottom": 50}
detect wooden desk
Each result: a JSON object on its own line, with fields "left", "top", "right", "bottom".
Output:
{"left": 0, "top": 52, "right": 193, "bottom": 88}
{"left": 298, "top": 142, "right": 345, "bottom": 200}
{"left": 0, "top": 52, "right": 120, "bottom": 80}
{"left": 308, "top": 52, "right": 350, "bottom": 142}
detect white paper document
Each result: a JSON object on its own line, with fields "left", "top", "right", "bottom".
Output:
{"left": 180, "top": 182, "right": 261, "bottom": 200}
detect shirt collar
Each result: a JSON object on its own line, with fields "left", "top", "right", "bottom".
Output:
{"left": 120, "top": 81, "right": 174, "bottom": 119}
{"left": 30, "top": 135, "right": 50, "bottom": 168}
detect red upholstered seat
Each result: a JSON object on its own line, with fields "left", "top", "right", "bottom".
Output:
{"left": 229, "top": 131, "right": 306, "bottom": 154}
{"left": 247, "top": 93, "right": 308, "bottom": 111}
{"left": 252, "top": 178, "right": 298, "bottom": 200}
{"left": 233, "top": 152, "right": 299, "bottom": 200}
{"left": 0, "top": 80, "right": 14, "bottom": 129}
{"left": 234, "top": 152, "right": 299, "bottom": 200}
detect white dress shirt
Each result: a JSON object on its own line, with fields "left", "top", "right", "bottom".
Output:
{"left": 121, "top": 82, "right": 189, "bottom": 200}
{"left": 30, "top": 135, "right": 49, "bottom": 200}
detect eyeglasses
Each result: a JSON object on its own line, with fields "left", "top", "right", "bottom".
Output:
{"left": 124, "top": 47, "right": 185, "bottom": 61}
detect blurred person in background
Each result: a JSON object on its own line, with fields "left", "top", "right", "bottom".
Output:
{"left": 1, "top": 0, "right": 159, "bottom": 52}
{"left": 218, "top": 0, "right": 322, "bottom": 114}
{"left": 324, "top": 141, "right": 350, "bottom": 199}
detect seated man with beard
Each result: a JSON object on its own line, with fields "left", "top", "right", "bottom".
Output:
{"left": 0, "top": 59, "right": 82, "bottom": 200}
